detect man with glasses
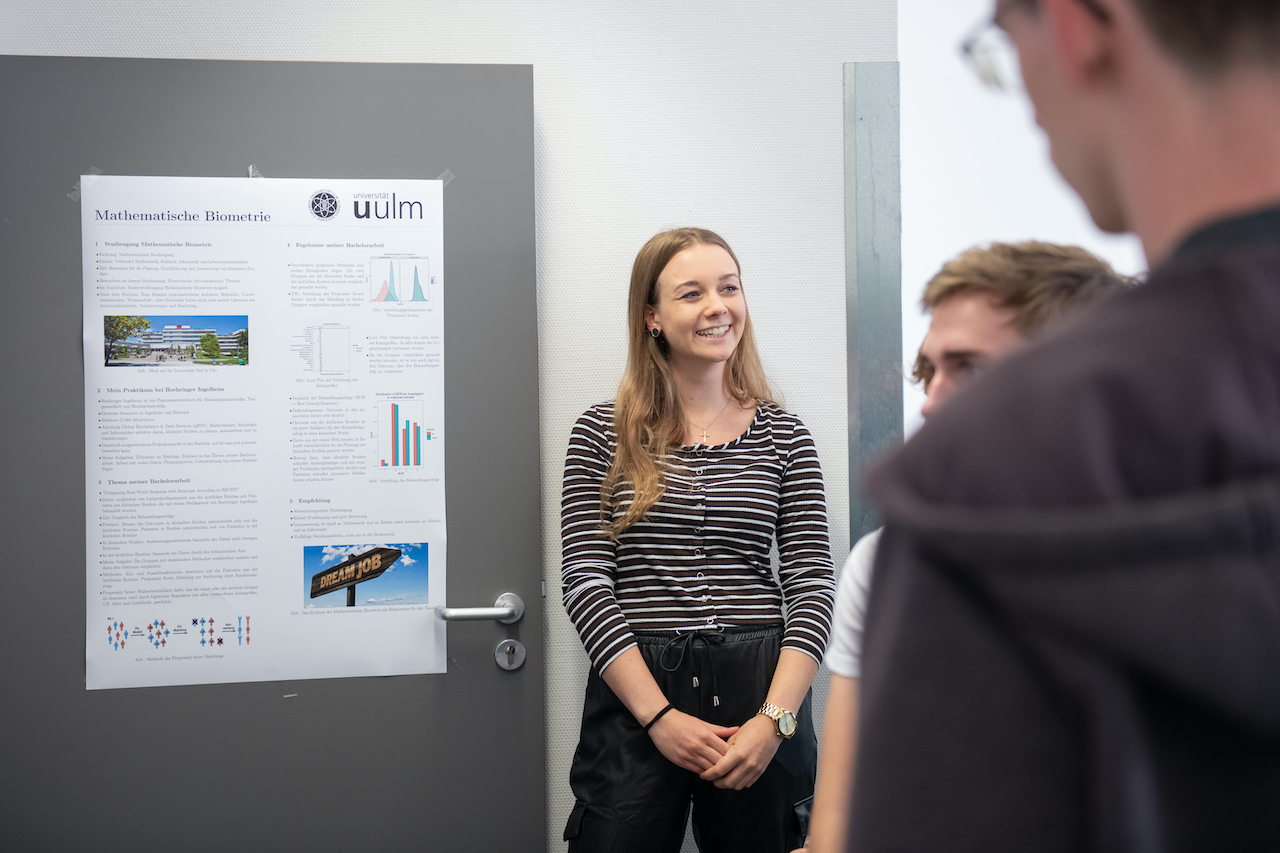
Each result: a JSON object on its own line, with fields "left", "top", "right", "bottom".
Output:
{"left": 849, "top": 2, "right": 1280, "bottom": 852}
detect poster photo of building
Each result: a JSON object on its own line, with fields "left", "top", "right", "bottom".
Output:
{"left": 104, "top": 315, "right": 249, "bottom": 366}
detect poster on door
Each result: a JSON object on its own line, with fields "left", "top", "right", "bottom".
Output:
{"left": 83, "top": 175, "right": 447, "bottom": 689}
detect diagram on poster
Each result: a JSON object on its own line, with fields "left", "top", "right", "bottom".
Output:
{"left": 83, "top": 175, "right": 447, "bottom": 690}
{"left": 369, "top": 256, "right": 432, "bottom": 303}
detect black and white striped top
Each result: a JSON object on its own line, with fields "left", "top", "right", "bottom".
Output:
{"left": 561, "top": 401, "right": 835, "bottom": 672}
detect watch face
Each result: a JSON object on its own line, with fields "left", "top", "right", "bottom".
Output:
{"left": 778, "top": 712, "right": 797, "bottom": 738}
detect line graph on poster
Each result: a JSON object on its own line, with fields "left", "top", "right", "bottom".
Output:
{"left": 369, "top": 256, "right": 433, "bottom": 304}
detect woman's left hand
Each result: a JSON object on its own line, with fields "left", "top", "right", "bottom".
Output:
{"left": 698, "top": 713, "right": 782, "bottom": 790}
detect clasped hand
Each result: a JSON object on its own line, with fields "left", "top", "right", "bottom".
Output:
{"left": 648, "top": 709, "right": 781, "bottom": 790}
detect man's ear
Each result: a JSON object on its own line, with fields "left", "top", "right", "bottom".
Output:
{"left": 1040, "top": 0, "right": 1120, "bottom": 89}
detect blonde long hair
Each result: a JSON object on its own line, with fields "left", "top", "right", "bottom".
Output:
{"left": 602, "top": 228, "right": 775, "bottom": 536}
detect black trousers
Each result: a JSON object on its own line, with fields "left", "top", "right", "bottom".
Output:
{"left": 564, "top": 627, "right": 816, "bottom": 853}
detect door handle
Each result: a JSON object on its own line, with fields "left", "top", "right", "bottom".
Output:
{"left": 434, "top": 592, "right": 525, "bottom": 624}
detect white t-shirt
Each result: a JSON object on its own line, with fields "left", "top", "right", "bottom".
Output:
{"left": 824, "top": 527, "right": 882, "bottom": 678}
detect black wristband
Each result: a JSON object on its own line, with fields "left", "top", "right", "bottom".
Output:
{"left": 643, "top": 703, "right": 675, "bottom": 732}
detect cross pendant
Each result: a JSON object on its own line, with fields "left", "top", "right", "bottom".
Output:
{"left": 699, "top": 428, "right": 710, "bottom": 443}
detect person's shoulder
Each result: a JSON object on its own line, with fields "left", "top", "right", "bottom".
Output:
{"left": 569, "top": 402, "right": 616, "bottom": 442}
{"left": 837, "top": 527, "right": 880, "bottom": 599}
{"left": 577, "top": 400, "right": 615, "bottom": 421}
{"left": 870, "top": 271, "right": 1272, "bottom": 509}
{"left": 848, "top": 527, "right": 883, "bottom": 572}
{"left": 757, "top": 401, "right": 808, "bottom": 434}
{"left": 754, "top": 402, "right": 818, "bottom": 458}
{"left": 1157, "top": 238, "right": 1280, "bottom": 341}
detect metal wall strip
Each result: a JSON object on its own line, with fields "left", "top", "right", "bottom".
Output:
{"left": 845, "top": 61, "right": 903, "bottom": 541}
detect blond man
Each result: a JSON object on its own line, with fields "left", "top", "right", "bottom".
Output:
{"left": 802, "top": 241, "right": 1131, "bottom": 853}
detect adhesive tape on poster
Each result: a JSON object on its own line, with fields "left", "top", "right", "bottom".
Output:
{"left": 66, "top": 165, "right": 105, "bottom": 201}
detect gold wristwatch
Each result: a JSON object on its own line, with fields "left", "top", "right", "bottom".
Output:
{"left": 757, "top": 702, "right": 797, "bottom": 739}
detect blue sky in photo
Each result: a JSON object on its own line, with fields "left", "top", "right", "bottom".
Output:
{"left": 301, "top": 542, "right": 429, "bottom": 609}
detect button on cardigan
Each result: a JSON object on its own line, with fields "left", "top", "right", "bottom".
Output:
{"left": 561, "top": 401, "right": 836, "bottom": 672}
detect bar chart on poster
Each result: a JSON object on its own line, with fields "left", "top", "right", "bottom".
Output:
{"left": 82, "top": 174, "right": 447, "bottom": 689}
{"left": 377, "top": 395, "right": 432, "bottom": 469}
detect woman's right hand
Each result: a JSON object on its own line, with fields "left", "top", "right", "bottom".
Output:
{"left": 598, "top": 647, "right": 737, "bottom": 773}
{"left": 647, "top": 709, "right": 738, "bottom": 774}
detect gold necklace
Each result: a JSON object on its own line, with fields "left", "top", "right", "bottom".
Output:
{"left": 687, "top": 398, "right": 734, "bottom": 444}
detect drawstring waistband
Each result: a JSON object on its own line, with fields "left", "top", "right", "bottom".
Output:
{"left": 658, "top": 628, "right": 725, "bottom": 707}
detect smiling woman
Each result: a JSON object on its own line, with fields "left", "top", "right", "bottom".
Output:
{"left": 559, "top": 228, "right": 836, "bottom": 852}
{"left": 608, "top": 229, "right": 774, "bottom": 533}
{"left": 646, "top": 242, "right": 746, "bottom": 367}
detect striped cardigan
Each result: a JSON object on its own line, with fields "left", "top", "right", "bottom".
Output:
{"left": 561, "top": 401, "right": 836, "bottom": 671}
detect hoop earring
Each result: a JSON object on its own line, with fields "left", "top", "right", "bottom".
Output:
{"left": 650, "top": 328, "right": 661, "bottom": 339}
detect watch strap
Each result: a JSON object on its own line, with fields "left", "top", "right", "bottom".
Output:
{"left": 757, "top": 701, "right": 794, "bottom": 737}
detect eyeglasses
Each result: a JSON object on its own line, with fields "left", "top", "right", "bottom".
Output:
{"left": 959, "top": 0, "right": 1034, "bottom": 92}
{"left": 959, "top": 0, "right": 1113, "bottom": 93}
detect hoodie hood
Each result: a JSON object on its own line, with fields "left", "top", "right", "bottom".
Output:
{"left": 868, "top": 471, "right": 1280, "bottom": 737}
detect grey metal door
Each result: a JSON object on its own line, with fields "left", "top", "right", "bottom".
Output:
{"left": 0, "top": 56, "right": 542, "bottom": 851}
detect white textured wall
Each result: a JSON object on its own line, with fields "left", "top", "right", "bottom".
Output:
{"left": 2, "top": 2, "right": 894, "bottom": 849}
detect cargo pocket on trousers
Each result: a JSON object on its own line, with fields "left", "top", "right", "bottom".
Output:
{"left": 790, "top": 793, "right": 814, "bottom": 848}
{"left": 563, "top": 800, "right": 587, "bottom": 842}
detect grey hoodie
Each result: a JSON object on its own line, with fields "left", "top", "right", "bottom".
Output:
{"left": 851, "top": 208, "right": 1280, "bottom": 853}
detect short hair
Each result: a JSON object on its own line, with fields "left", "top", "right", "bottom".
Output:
{"left": 911, "top": 241, "right": 1135, "bottom": 385}
{"left": 1124, "top": 0, "right": 1280, "bottom": 73}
